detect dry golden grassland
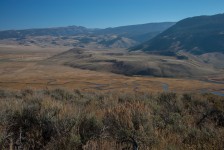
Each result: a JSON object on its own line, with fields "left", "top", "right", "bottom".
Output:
{"left": 0, "top": 45, "right": 223, "bottom": 94}
{"left": 0, "top": 45, "right": 223, "bottom": 92}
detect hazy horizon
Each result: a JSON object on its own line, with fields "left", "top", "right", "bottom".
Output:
{"left": 1, "top": 0, "right": 224, "bottom": 30}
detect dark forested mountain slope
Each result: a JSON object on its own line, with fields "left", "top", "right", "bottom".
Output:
{"left": 131, "top": 13, "right": 224, "bottom": 55}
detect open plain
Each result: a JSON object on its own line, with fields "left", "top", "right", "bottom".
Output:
{"left": 0, "top": 44, "right": 223, "bottom": 95}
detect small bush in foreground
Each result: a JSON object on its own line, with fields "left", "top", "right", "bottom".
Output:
{"left": 0, "top": 89, "right": 223, "bottom": 149}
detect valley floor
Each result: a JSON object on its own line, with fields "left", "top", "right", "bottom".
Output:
{"left": 0, "top": 44, "right": 223, "bottom": 95}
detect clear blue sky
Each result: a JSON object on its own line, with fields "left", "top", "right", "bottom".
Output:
{"left": 0, "top": 0, "right": 224, "bottom": 30}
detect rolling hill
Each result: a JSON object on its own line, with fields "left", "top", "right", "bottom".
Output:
{"left": 45, "top": 47, "right": 221, "bottom": 77}
{"left": 131, "top": 13, "right": 224, "bottom": 55}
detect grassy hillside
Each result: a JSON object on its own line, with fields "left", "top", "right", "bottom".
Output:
{"left": 47, "top": 48, "right": 220, "bottom": 77}
{"left": 131, "top": 13, "right": 224, "bottom": 55}
{"left": 0, "top": 88, "right": 224, "bottom": 149}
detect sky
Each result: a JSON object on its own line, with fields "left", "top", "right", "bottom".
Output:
{"left": 0, "top": 0, "right": 224, "bottom": 30}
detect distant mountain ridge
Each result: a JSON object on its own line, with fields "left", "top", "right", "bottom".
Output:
{"left": 131, "top": 13, "right": 224, "bottom": 55}
{"left": 94, "top": 22, "right": 175, "bottom": 42}
{"left": 0, "top": 22, "right": 175, "bottom": 42}
{"left": 0, "top": 26, "right": 90, "bottom": 39}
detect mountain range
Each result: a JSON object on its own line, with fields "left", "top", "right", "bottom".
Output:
{"left": 0, "top": 26, "right": 90, "bottom": 39}
{"left": 0, "top": 22, "right": 175, "bottom": 49}
{"left": 1, "top": 13, "right": 224, "bottom": 54}
{"left": 131, "top": 13, "right": 224, "bottom": 55}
